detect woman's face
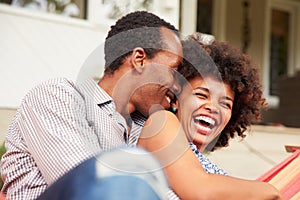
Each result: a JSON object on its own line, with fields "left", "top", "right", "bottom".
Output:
{"left": 177, "top": 75, "right": 234, "bottom": 152}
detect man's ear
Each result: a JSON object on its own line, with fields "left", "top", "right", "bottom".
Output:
{"left": 131, "top": 47, "right": 146, "bottom": 73}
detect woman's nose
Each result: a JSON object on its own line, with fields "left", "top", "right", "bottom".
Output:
{"left": 204, "top": 101, "right": 219, "bottom": 113}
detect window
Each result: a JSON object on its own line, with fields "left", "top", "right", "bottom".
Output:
{"left": 196, "top": 0, "right": 213, "bottom": 34}
{"left": 180, "top": 0, "right": 226, "bottom": 41}
{"left": 0, "top": 0, "right": 87, "bottom": 19}
{"left": 269, "top": 8, "right": 290, "bottom": 96}
{"left": 88, "top": 0, "right": 179, "bottom": 28}
{"left": 0, "top": 0, "right": 179, "bottom": 24}
{"left": 264, "top": 0, "right": 300, "bottom": 107}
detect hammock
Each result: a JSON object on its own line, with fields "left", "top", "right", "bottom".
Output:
{"left": 257, "top": 146, "right": 300, "bottom": 200}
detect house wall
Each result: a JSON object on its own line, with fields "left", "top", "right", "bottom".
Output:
{"left": 0, "top": 109, "right": 16, "bottom": 145}
{"left": 277, "top": 73, "right": 300, "bottom": 127}
{"left": 225, "top": 0, "right": 267, "bottom": 81}
{"left": 0, "top": 4, "right": 107, "bottom": 108}
{"left": 0, "top": 4, "right": 111, "bottom": 146}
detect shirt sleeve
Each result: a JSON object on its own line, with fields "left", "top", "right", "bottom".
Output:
{"left": 1, "top": 78, "right": 99, "bottom": 199}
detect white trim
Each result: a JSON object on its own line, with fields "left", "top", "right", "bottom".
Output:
{"left": 0, "top": 3, "right": 108, "bottom": 31}
{"left": 262, "top": 0, "right": 279, "bottom": 108}
{"left": 212, "top": 0, "right": 227, "bottom": 41}
{"left": 180, "top": 0, "right": 227, "bottom": 40}
{"left": 87, "top": 0, "right": 180, "bottom": 32}
{"left": 87, "top": 0, "right": 117, "bottom": 27}
{"left": 297, "top": 7, "right": 300, "bottom": 73}
{"left": 180, "top": 0, "right": 197, "bottom": 36}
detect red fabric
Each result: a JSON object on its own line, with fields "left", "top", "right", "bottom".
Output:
{"left": 257, "top": 150, "right": 300, "bottom": 182}
{"left": 280, "top": 173, "right": 300, "bottom": 200}
{"left": 257, "top": 150, "right": 300, "bottom": 200}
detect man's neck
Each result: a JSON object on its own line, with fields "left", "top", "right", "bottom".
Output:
{"left": 98, "top": 72, "right": 135, "bottom": 129}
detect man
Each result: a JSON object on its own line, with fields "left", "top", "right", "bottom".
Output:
{"left": 0, "top": 11, "right": 182, "bottom": 200}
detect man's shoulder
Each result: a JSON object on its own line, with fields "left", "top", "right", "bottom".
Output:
{"left": 27, "top": 78, "right": 76, "bottom": 94}
{"left": 21, "top": 78, "right": 81, "bottom": 105}
{"left": 39, "top": 77, "right": 76, "bottom": 88}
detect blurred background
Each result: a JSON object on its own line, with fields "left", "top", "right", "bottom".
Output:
{"left": 0, "top": 0, "right": 299, "bottom": 180}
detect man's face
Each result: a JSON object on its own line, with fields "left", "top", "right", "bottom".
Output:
{"left": 133, "top": 28, "right": 183, "bottom": 117}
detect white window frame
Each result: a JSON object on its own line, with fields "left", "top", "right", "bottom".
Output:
{"left": 180, "top": 0, "right": 226, "bottom": 39}
{"left": 263, "top": 0, "right": 300, "bottom": 108}
{"left": 87, "top": 0, "right": 180, "bottom": 30}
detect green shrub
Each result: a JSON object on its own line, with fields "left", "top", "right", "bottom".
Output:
{"left": 0, "top": 143, "right": 6, "bottom": 190}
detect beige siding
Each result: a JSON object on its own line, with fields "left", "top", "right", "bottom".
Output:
{"left": 0, "top": 109, "right": 16, "bottom": 145}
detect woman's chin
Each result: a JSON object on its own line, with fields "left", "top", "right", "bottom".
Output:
{"left": 193, "top": 141, "right": 208, "bottom": 152}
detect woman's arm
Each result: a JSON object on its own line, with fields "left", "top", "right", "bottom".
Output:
{"left": 138, "top": 110, "right": 283, "bottom": 200}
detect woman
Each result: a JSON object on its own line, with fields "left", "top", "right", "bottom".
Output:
{"left": 176, "top": 32, "right": 266, "bottom": 173}
{"left": 138, "top": 33, "right": 283, "bottom": 200}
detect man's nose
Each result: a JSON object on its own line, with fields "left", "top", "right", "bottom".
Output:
{"left": 171, "top": 79, "right": 181, "bottom": 96}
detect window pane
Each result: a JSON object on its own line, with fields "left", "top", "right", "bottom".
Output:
{"left": 101, "top": 0, "right": 154, "bottom": 20}
{"left": 0, "top": 0, "right": 87, "bottom": 19}
{"left": 196, "top": 0, "right": 213, "bottom": 34}
{"left": 269, "top": 9, "right": 289, "bottom": 96}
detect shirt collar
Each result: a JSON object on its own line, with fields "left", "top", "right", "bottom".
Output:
{"left": 77, "top": 78, "right": 113, "bottom": 106}
{"left": 130, "top": 111, "right": 146, "bottom": 127}
{"left": 77, "top": 79, "right": 147, "bottom": 128}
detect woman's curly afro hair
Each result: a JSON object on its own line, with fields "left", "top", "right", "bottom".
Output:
{"left": 179, "top": 33, "right": 267, "bottom": 151}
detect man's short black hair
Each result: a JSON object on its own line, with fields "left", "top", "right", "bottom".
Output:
{"left": 104, "top": 11, "right": 179, "bottom": 73}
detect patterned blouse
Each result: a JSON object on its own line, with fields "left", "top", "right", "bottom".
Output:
{"left": 189, "top": 142, "right": 228, "bottom": 175}
{"left": 167, "top": 143, "right": 228, "bottom": 199}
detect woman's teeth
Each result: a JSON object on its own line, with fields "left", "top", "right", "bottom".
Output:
{"left": 194, "top": 116, "right": 216, "bottom": 128}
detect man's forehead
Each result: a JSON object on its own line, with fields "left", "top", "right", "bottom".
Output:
{"left": 160, "top": 27, "right": 183, "bottom": 56}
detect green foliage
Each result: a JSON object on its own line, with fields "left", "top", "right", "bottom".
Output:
{"left": 0, "top": 143, "right": 6, "bottom": 159}
{"left": 0, "top": 143, "right": 6, "bottom": 190}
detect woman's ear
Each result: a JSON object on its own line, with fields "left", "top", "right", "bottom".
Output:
{"left": 168, "top": 98, "right": 179, "bottom": 115}
{"left": 174, "top": 99, "right": 180, "bottom": 117}
{"left": 131, "top": 47, "right": 146, "bottom": 73}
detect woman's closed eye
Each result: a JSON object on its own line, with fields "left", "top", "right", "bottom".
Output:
{"left": 220, "top": 96, "right": 234, "bottom": 109}
{"left": 193, "top": 92, "right": 208, "bottom": 99}
{"left": 192, "top": 87, "right": 210, "bottom": 99}
{"left": 220, "top": 101, "right": 232, "bottom": 109}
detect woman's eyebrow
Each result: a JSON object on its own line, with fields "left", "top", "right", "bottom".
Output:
{"left": 222, "top": 96, "right": 234, "bottom": 102}
{"left": 194, "top": 87, "right": 209, "bottom": 93}
{"left": 195, "top": 87, "right": 234, "bottom": 102}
